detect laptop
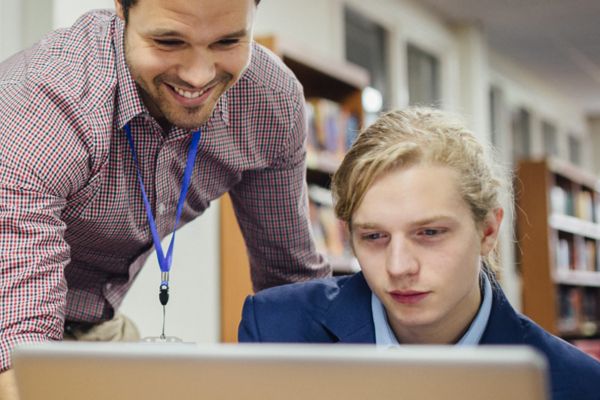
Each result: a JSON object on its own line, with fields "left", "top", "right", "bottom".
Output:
{"left": 12, "top": 342, "right": 549, "bottom": 400}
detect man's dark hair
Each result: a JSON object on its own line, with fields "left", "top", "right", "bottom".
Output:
{"left": 120, "top": 0, "right": 261, "bottom": 22}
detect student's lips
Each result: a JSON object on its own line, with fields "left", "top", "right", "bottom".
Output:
{"left": 389, "top": 290, "right": 430, "bottom": 305}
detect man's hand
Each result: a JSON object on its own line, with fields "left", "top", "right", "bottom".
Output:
{"left": 0, "top": 369, "right": 20, "bottom": 400}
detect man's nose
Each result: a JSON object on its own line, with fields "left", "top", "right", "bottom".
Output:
{"left": 178, "top": 48, "right": 217, "bottom": 89}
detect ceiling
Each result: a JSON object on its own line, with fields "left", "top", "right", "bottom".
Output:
{"left": 416, "top": 0, "right": 600, "bottom": 114}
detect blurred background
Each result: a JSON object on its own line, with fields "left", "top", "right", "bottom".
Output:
{"left": 2, "top": 0, "right": 600, "bottom": 358}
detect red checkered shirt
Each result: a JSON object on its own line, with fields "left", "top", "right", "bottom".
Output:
{"left": 0, "top": 10, "right": 329, "bottom": 371}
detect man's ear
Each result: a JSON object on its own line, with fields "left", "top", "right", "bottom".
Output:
{"left": 114, "top": 0, "right": 126, "bottom": 21}
{"left": 480, "top": 208, "right": 503, "bottom": 256}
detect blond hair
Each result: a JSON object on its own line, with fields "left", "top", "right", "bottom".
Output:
{"left": 331, "top": 107, "right": 511, "bottom": 274}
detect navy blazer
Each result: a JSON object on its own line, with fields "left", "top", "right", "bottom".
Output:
{"left": 239, "top": 272, "right": 600, "bottom": 400}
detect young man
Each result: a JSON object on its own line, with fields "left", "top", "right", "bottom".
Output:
{"left": 0, "top": 0, "right": 328, "bottom": 396}
{"left": 239, "top": 108, "right": 600, "bottom": 400}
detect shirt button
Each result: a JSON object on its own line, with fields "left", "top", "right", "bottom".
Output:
{"left": 105, "top": 283, "right": 112, "bottom": 290}
{"left": 158, "top": 203, "right": 166, "bottom": 215}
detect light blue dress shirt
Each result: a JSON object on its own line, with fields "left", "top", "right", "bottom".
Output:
{"left": 372, "top": 272, "right": 493, "bottom": 346}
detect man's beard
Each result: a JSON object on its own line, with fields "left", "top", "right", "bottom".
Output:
{"left": 133, "top": 72, "right": 232, "bottom": 130}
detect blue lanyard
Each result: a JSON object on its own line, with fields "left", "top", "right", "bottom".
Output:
{"left": 124, "top": 122, "right": 201, "bottom": 306}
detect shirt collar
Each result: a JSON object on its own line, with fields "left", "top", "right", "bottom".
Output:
{"left": 112, "top": 15, "right": 146, "bottom": 130}
{"left": 372, "top": 272, "right": 493, "bottom": 347}
{"left": 111, "top": 14, "right": 230, "bottom": 133}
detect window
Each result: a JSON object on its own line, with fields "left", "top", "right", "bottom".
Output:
{"left": 542, "top": 121, "right": 558, "bottom": 157}
{"left": 344, "top": 6, "right": 389, "bottom": 118}
{"left": 511, "top": 108, "right": 531, "bottom": 164}
{"left": 407, "top": 44, "right": 440, "bottom": 107}
{"left": 568, "top": 135, "right": 582, "bottom": 166}
{"left": 489, "top": 86, "right": 504, "bottom": 148}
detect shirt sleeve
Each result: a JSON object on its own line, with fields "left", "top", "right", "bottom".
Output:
{"left": 0, "top": 83, "right": 83, "bottom": 372}
{"left": 228, "top": 88, "right": 331, "bottom": 292}
{"left": 0, "top": 185, "right": 68, "bottom": 372}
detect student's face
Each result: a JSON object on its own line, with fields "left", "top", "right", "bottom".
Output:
{"left": 351, "top": 164, "right": 501, "bottom": 344}
{"left": 115, "top": 0, "right": 256, "bottom": 130}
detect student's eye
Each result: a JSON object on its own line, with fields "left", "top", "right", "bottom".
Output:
{"left": 360, "top": 232, "right": 387, "bottom": 242}
{"left": 417, "top": 228, "right": 446, "bottom": 238}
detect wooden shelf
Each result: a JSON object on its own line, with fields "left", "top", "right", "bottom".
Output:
{"left": 257, "top": 35, "right": 369, "bottom": 98}
{"left": 549, "top": 214, "right": 600, "bottom": 239}
{"left": 219, "top": 35, "right": 368, "bottom": 343}
{"left": 554, "top": 269, "right": 600, "bottom": 287}
{"left": 547, "top": 157, "right": 600, "bottom": 190}
{"left": 517, "top": 158, "right": 600, "bottom": 340}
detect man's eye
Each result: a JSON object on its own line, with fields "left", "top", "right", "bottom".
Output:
{"left": 154, "top": 39, "right": 184, "bottom": 47}
{"left": 216, "top": 39, "right": 240, "bottom": 47}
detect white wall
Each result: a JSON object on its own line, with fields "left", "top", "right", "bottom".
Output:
{"left": 589, "top": 116, "right": 600, "bottom": 176}
{"left": 489, "top": 51, "right": 592, "bottom": 174}
{"left": 119, "top": 205, "right": 221, "bottom": 343}
{"left": 0, "top": 0, "right": 23, "bottom": 60}
{"left": 52, "top": 0, "right": 113, "bottom": 28}
{"left": 255, "top": 0, "right": 462, "bottom": 114}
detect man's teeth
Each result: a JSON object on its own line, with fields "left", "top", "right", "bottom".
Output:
{"left": 174, "top": 86, "right": 205, "bottom": 99}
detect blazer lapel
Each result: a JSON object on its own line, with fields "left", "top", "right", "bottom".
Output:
{"left": 480, "top": 285, "right": 526, "bottom": 344}
{"left": 323, "top": 272, "right": 376, "bottom": 343}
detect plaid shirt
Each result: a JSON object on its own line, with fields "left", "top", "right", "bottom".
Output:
{"left": 0, "top": 10, "right": 329, "bottom": 371}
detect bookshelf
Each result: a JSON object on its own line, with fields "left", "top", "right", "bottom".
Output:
{"left": 219, "top": 35, "right": 369, "bottom": 342}
{"left": 516, "top": 158, "right": 600, "bottom": 354}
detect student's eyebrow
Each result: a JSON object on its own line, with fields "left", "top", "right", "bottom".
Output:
{"left": 409, "top": 215, "right": 456, "bottom": 226}
{"left": 351, "top": 222, "right": 379, "bottom": 230}
{"left": 352, "top": 215, "right": 456, "bottom": 230}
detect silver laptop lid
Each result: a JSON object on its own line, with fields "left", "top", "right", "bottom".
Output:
{"left": 13, "top": 342, "right": 549, "bottom": 400}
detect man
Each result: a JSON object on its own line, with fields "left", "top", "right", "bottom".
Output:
{"left": 0, "top": 0, "right": 329, "bottom": 396}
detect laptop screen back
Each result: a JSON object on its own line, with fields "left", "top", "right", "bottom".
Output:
{"left": 12, "top": 342, "right": 549, "bottom": 400}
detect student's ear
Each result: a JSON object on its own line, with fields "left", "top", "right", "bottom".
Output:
{"left": 114, "top": 0, "right": 125, "bottom": 21}
{"left": 480, "top": 208, "right": 503, "bottom": 256}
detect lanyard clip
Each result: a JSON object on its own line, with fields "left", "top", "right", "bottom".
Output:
{"left": 159, "top": 272, "right": 169, "bottom": 306}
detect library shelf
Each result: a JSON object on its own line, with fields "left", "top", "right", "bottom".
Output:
{"left": 517, "top": 158, "right": 600, "bottom": 352}
{"left": 219, "top": 34, "right": 369, "bottom": 343}
{"left": 549, "top": 213, "right": 600, "bottom": 239}
{"left": 553, "top": 270, "right": 600, "bottom": 288}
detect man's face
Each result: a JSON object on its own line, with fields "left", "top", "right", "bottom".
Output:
{"left": 351, "top": 164, "right": 501, "bottom": 344}
{"left": 115, "top": 0, "right": 256, "bottom": 129}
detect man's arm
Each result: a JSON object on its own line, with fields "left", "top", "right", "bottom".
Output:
{"left": 0, "top": 83, "right": 79, "bottom": 373}
{"left": 0, "top": 183, "right": 69, "bottom": 372}
{"left": 0, "top": 370, "right": 19, "bottom": 400}
{"left": 228, "top": 89, "right": 330, "bottom": 291}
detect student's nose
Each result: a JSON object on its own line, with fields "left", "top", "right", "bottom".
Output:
{"left": 178, "top": 48, "right": 217, "bottom": 89}
{"left": 385, "top": 236, "right": 419, "bottom": 277}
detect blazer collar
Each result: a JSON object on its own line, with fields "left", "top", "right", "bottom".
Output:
{"left": 480, "top": 284, "right": 526, "bottom": 344}
{"left": 321, "top": 274, "right": 526, "bottom": 345}
{"left": 323, "top": 272, "right": 376, "bottom": 343}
